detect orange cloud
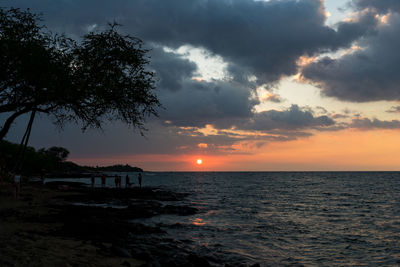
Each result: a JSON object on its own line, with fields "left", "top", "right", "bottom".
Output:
{"left": 260, "top": 93, "right": 281, "bottom": 103}
{"left": 197, "top": 143, "right": 208, "bottom": 148}
{"left": 296, "top": 55, "right": 317, "bottom": 67}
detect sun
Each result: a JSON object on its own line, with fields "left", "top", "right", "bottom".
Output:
{"left": 196, "top": 159, "right": 203, "bottom": 165}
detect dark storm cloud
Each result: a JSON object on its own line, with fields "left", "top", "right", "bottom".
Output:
{"left": 333, "top": 9, "right": 378, "bottom": 40}
{"left": 349, "top": 118, "right": 400, "bottom": 129}
{"left": 315, "top": 106, "right": 328, "bottom": 114}
{"left": 302, "top": 0, "right": 400, "bottom": 103}
{"left": 302, "top": 12, "right": 400, "bottom": 102}
{"left": 157, "top": 79, "right": 259, "bottom": 128}
{"left": 238, "top": 105, "right": 335, "bottom": 131}
{"left": 123, "top": 0, "right": 378, "bottom": 84}
{"left": 352, "top": 0, "right": 400, "bottom": 13}
{"left": 331, "top": 113, "right": 349, "bottom": 119}
{"left": 137, "top": 44, "right": 257, "bottom": 129}
{"left": 149, "top": 46, "right": 198, "bottom": 91}
{"left": 6, "top": 0, "right": 372, "bottom": 85}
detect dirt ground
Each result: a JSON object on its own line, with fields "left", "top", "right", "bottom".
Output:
{"left": 0, "top": 183, "right": 143, "bottom": 267}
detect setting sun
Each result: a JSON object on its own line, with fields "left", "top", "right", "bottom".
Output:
{"left": 196, "top": 159, "right": 203, "bottom": 165}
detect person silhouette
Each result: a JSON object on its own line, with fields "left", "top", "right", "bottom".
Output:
{"left": 118, "top": 175, "right": 122, "bottom": 188}
{"left": 138, "top": 173, "right": 142, "bottom": 188}
{"left": 101, "top": 174, "right": 106, "bottom": 188}
{"left": 40, "top": 169, "right": 46, "bottom": 185}
{"left": 14, "top": 173, "right": 21, "bottom": 199}
{"left": 91, "top": 174, "right": 95, "bottom": 189}
{"left": 114, "top": 174, "right": 118, "bottom": 188}
{"left": 125, "top": 174, "right": 130, "bottom": 188}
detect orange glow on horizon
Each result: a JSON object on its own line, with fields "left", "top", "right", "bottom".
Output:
{"left": 69, "top": 129, "right": 400, "bottom": 171}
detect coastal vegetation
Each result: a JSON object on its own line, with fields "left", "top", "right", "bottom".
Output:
{"left": 0, "top": 140, "right": 142, "bottom": 177}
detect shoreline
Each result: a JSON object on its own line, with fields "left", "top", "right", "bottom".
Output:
{"left": 0, "top": 181, "right": 220, "bottom": 267}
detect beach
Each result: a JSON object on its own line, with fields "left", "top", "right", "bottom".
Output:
{"left": 0, "top": 180, "right": 218, "bottom": 267}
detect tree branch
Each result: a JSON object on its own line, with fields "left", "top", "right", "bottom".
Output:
{"left": 0, "top": 108, "right": 30, "bottom": 140}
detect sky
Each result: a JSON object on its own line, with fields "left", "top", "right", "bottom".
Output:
{"left": 3, "top": 0, "right": 400, "bottom": 171}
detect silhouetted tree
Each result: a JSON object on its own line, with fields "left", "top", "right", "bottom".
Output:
{"left": 0, "top": 140, "right": 143, "bottom": 175}
{"left": 0, "top": 7, "right": 159, "bottom": 141}
{"left": 0, "top": 140, "right": 72, "bottom": 174}
{"left": 38, "top": 147, "right": 69, "bottom": 162}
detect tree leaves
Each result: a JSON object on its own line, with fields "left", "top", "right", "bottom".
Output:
{"left": 0, "top": 8, "right": 159, "bottom": 140}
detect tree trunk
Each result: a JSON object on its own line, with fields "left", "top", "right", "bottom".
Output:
{"left": 14, "top": 110, "right": 36, "bottom": 172}
{"left": 0, "top": 109, "right": 30, "bottom": 140}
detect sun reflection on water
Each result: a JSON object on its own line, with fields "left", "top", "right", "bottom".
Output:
{"left": 191, "top": 218, "right": 206, "bottom": 226}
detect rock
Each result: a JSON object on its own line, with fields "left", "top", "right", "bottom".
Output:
{"left": 0, "top": 259, "right": 14, "bottom": 267}
{"left": 158, "top": 258, "right": 181, "bottom": 267}
{"left": 111, "top": 245, "right": 132, "bottom": 258}
{"left": 187, "top": 254, "right": 211, "bottom": 267}
{"left": 45, "top": 181, "right": 87, "bottom": 188}
{"left": 121, "top": 261, "right": 131, "bottom": 267}
{"left": 135, "top": 250, "right": 153, "bottom": 261}
{"left": 250, "top": 264, "right": 261, "bottom": 267}
{"left": 143, "top": 260, "right": 161, "bottom": 267}
{"left": 139, "top": 257, "right": 161, "bottom": 267}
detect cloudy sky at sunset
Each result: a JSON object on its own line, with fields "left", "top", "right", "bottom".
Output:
{"left": 4, "top": 0, "right": 400, "bottom": 171}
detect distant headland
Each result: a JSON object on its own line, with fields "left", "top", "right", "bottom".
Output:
{"left": 0, "top": 140, "right": 143, "bottom": 178}
{"left": 85, "top": 164, "right": 143, "bottom": 173}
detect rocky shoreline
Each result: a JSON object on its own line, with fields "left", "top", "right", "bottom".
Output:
{"left": 0, "top": 180, "right": 260, "bottom": 267}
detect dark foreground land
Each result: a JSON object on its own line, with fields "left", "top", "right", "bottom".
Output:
{"left": 0, "top": 181, "right": 231, "bottom": 267}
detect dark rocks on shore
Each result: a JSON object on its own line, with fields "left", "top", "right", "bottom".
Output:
{"left": 49, "top": 184, "right": 190, "bottom": 201}
{"left": 110, "top": 245, "right": 132, "bottom": 258}
{"left": 1, "top": 181, "right": 262, "bottom": 267}
{"left": 44, "top": 181, "right": 88, "bottom": 189}
{"left": 187, "top": 254, "right": 212, "bottom": 267}
{"left": 129, "top": 240, "right": 213, "bottom": 267}
{"left": 36, "top": 184, "right": 215, "bottom": 266}
{"left": 13, "top": 182, "right": 258, "bottom": 266}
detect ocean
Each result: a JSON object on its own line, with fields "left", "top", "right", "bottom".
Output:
{"left": 57, "top": 172, "right": 400, "bottom": 266}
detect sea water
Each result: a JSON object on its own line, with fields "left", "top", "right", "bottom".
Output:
{"left": 59, "top": 172, "right": 400, "bottom": 265}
